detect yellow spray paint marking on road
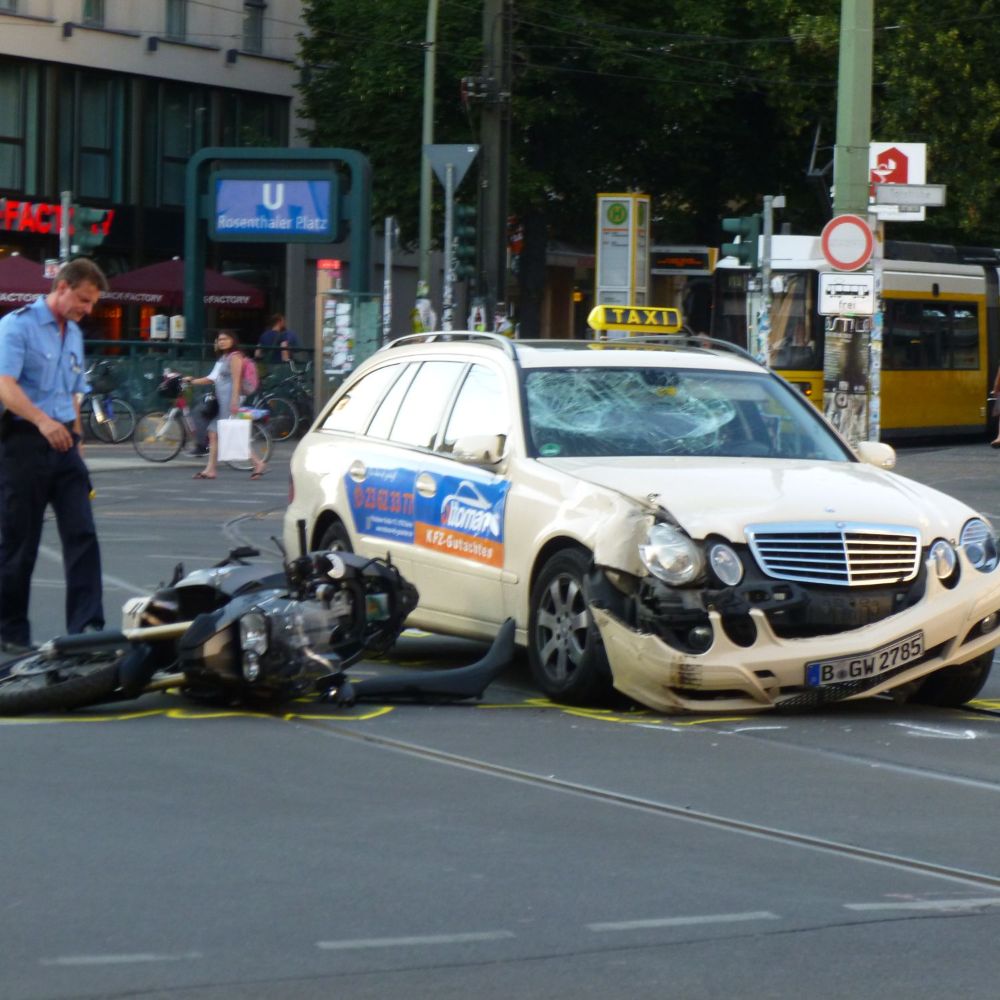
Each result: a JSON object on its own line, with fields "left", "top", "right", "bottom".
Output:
{"left": 0, "top": 704, "right": 397, "bottom": 725}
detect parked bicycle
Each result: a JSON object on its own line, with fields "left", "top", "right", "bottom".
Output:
{"left": 244, "top": 385, "right": 298, "bottom": 442}
{"left": 247, "top": 358, "right": 314, "bottom": 441}
{"left": 132, "top": 370, "right": 272, "bottom": 470}
{"left": 81, "top": 361, "right": 136, "bottom": 444}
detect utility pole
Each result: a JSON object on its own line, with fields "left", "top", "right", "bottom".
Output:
{"left": 60, "top": 190, "right": 72, "bottom": 263}
{"left": 827, "top": 0, "right": 877, "bottom": 446}
{"left": 480, "top": 0, "right": 512, "bottom": 327}
{"left": 832, "top": 0, "right": 873, "bottom": 216}
{"left": 418, "top": 0, "right": 439, "bottom": 288}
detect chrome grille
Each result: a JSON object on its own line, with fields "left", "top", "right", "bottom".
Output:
{"left": 745, "top": 522, "right": 922, "bottom": 587}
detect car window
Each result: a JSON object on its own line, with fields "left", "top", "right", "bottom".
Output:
{"left": 321, "top": 364, "right": 402, "bottom": 434}
{"left": 523, "top": 366, "right": 850, "bottom": 460}
{"left": 387, "top": 361, "right": 464, "bottom": 449}
{"left": 440, "top": 364, "right": 509, "bottom": 452}
{"left": 367, "top": 363, "right": 418, "bottom": 439}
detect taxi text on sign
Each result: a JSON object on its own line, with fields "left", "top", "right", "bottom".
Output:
{"left": 587, "top": 305, "right": 682, "bottom": 334}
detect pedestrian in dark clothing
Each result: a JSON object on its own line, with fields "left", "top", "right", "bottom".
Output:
{"left": 0, "top": 258, "right": 108, "bottom": 653}
{"left": 255, "top": 313, "right": 298, "bottom": 365}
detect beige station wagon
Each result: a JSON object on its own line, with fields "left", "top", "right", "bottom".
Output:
{"left": 284, "top": 332, "right": 1000, "bottom": 713}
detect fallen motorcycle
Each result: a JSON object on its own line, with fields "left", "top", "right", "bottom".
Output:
{"left": 0, "top": 522, "right": 514, "bottom": 716}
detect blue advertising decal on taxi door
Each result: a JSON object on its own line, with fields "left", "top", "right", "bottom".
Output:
{"left": 346, "top": 466, "right": 508, "bottom": 566}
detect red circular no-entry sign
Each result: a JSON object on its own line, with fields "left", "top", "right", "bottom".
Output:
{"left": 821, "top": 214, "right": 874, "bottom": 271}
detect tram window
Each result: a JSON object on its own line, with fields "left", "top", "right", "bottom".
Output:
{"left": 882, "top": 299, "right": 979, "bottom": 371}
{"left": 769, "top": 272, "right": 821, "bottom": 370}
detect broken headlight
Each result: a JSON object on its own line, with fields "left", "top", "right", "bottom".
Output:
{"left": 639, "top": 523, "right": 704, "bottom": 586}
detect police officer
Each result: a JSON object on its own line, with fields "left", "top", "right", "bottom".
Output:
{"left": 0, "top": 257, "right": 108, "bottom": 653}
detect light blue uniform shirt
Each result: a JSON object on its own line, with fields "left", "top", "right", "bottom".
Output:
{"left": 0, "top": 295, "right": 89, "bottom": 423}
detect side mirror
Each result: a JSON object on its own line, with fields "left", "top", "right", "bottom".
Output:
{"left": 452, "top": 433, "right": 506, "bottom": 467}
{"left": 855, "top": 440, "right": 896, "bottom": 470}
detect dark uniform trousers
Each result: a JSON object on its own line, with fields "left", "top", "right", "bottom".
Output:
{"left": 0, "top": 421, "right": 104, "bottom": 644}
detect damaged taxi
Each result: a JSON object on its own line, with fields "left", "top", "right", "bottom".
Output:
{"left": 284, "top": 333, "right": 1000, "bottom": 713}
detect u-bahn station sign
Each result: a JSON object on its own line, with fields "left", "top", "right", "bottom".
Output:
{"left": 209, "top": 176, "right": 337, "bottom": 242}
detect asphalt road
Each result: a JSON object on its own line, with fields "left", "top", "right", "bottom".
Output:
{"left": 3, "top": 439, "right": 1000, "bottom": 999}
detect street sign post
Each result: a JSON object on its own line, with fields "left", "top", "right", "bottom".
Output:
{"left": 425, "top": 144, "right": 479, "bottom": 332}
{"left": 818, "top": 272, "right": 876, "bottom": 316}
{"left": 872, "top": 183, "right": 947, "bottom": 207}
{"left": 821, "top": 214, "right": 874, "bottom": 271}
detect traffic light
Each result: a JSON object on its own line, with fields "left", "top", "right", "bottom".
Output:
{"left": 721, "top": 213, "right": 762, "bottom": 268}
{"left": 453, "top": 202, "right": 477, "bottom": 280}
{"left": 72, "top": 205, "right": 109, "bottom": 253}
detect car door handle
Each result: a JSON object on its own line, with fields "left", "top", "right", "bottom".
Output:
{"left": 415, "top": 471, "right": 437, "bottom": 498}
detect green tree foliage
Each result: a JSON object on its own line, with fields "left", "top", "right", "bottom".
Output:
{"left": 298, "top": 0, "right": 1000, "bottom": 328}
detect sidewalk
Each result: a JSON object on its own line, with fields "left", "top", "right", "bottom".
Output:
{"left": 84, "top": 437, "right": 296, "bottom": 474}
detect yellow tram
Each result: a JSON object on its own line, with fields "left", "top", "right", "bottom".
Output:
{"left": 712, "top": 236, "right": 997, "bottom": 439}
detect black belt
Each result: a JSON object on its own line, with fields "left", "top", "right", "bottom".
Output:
{"left": 1, "top": 414, "right": 77, "bottom": 440}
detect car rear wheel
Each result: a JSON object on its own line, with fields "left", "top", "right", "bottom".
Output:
{"left": 910, "top": 651, "right": 993, "bottom": 707}
{"left": 528, "top": 548, "right": 612, "bottom": 705}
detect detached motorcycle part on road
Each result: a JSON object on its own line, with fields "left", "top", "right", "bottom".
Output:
{"left": 0, "top": 533, "right": 514, "bottom": 716}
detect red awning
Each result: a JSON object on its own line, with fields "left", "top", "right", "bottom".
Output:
{"left": 0, "top": 254, "right": 51, "bottom": 305}
{"left": 106, "top": 259, "right": 265, "bottom": 310}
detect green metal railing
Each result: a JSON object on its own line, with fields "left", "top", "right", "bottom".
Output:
{"left": 82, "top": 339, "right": 315, "bottom": 411}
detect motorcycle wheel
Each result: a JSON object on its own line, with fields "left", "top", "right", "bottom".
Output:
{"left": 0, "top": 649, "right": 123, "bottom": 715}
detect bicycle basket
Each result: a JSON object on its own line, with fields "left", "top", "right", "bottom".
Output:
{"left": 158, "top": 374, "right": 184, "bottom": 400}
{"left": 90, "top": 361, "right": 119, "bottom": 394}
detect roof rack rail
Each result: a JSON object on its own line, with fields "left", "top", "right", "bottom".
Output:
{"left": 593, "top": 333, "right": 762, "bottom": 366}
{"left": 385, "top": 331, "right": 517, "bottom": 358}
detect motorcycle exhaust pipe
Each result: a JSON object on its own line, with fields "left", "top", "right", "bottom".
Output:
{"left": 44, "top": 622, "right": 194, "bottom": 656}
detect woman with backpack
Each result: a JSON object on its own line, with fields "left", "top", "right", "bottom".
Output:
{"left": 184, "top": 329, "right": 266, "bottom": 480}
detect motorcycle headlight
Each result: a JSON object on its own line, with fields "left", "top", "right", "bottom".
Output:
{"left": 639, "top": 523, "right": 704, "bottom": 586}
{"left": 239, "top": 611, "right": 270, "bottom": 655}
{"left": 960, "top": 517, "right": 999, "bottom": 573}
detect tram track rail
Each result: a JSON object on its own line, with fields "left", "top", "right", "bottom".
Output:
{"left": 298, "top": 718, "right": 1000, "bottom": 893}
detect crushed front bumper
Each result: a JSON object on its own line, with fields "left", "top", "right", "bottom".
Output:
{"left": 591, "top": 562, "right": 1000, "bottom": 713}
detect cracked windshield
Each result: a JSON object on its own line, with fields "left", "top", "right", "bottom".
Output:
{"left": 524, "top": 366, "right": 847, "bottom": 460}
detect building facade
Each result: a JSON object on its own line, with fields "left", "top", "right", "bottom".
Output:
{"left": 0, "top": 0, "right": 305, "bottom": 341}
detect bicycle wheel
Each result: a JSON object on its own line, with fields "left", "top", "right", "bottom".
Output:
{"left": 226, "top": 422, "right": 272, "bottom": 471}
{"left": 133, "top": 410, "right": 185, "bottom": 462}
{"left": 263, "top": 394, "right": 297, "bottom": 441}
{"left": 90, "top": 396, "right": 137, "bottom": 444}
{"left": 292, "top": 392, "right": 314, "bottom": 435}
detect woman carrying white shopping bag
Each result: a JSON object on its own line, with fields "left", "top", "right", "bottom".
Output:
{"left": 184, "top": 330, "right": 267, "bottom": 480}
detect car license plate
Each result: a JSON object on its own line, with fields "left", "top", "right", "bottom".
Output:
{"left": 806, "top": 631, "right": 924, "bottom": 687}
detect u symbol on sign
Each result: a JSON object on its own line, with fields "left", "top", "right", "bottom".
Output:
{"left": 262, "top": 183, "right": 285, "bottom": 211}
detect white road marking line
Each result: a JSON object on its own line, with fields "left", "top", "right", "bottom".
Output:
{"left": 38, "top": 543, "right": 144, "bottom": 595}
{"left": 41, "top": 951, "right": 203, "bottom": 966}
{"left": 845, "top": 897, "right": 1000, "bottom": 912}
{"left": 316, "top": 931, "right": 515, "bottom": 950}
{"left": 587, "top": 911, "right": 779, "bottom": 932}
{"left": 891, "top": 722, "right": 979, "bottom": 740}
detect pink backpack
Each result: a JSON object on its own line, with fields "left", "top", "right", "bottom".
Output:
{"left": 239, "top": 353, "right": 260, "bottom": 394}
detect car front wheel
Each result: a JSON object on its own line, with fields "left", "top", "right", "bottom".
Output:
{"left": 318, "top": 518, "right": 353, "bottom": 553}
{"left": 528, "top": 548, "right": 612, "bottom": 705}
{"left": 910, "top": 651, "right": 993, "bottom": 708}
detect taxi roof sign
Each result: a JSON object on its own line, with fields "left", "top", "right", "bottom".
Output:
{"left": 587, "top": 304, "right": 683, "bottom": 335}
